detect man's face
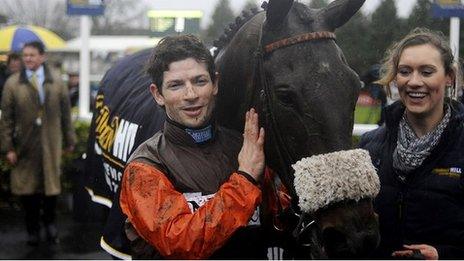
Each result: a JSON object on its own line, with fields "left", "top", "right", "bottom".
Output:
{"left": 68, "top": 75, "right": 79, "bottom": 88}
{"left": 150, "top": 58, "right": 218, "bottom": 128}
{"left": 22, "top": 46, "right": 45, "bottom": 71}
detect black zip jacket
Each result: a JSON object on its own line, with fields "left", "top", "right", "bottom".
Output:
{"left": 359, "top": 100, "right": 464, "bottom": 259}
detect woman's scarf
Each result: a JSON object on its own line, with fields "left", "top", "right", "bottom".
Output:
{"left": 393, "top": 105, "right": 451, "bottom": 172}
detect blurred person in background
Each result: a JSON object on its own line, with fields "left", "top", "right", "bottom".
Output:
{"left": 0, "top": 52, "right": 23, "bottom": 211}
{"left": 67, "top": 72, "right": 79, "bottom": 108}
{"left": 7, "top": 53, "right": 22, "bottom": 74}
{"left": 0, "top": 41, "right": 76, "bottom": 246}
{"left": 0, "top": 52, "right": 22, "bottom": 102}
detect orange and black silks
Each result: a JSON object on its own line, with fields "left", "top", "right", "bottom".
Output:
{"left": 121, "top": 162, "right": 263, "bottom": 259}
{"left": 119, "top": 121, "right": 292, "bottom": 259}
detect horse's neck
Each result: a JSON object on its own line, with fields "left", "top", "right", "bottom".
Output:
{"left": 215, "top": 13, "right": 265, "bottom": 132}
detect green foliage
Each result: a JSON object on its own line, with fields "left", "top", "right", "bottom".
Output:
{"left": 352, "top": 135, "right": 361, "bottom": 147}
{"left": 203, "top": 0, "right": 464, "bottom": 86}
{"left": 337, "top": 0, "right": 453, "bottom": 76}
{"left": 0, "top": 14, "right": 7, "bottom": 24}
{"left": 241, "top": 0, "right": 259, "bottom": 13}
{"left": 62, "top": 120, "right": 90, "bottom": 192}
{"left": 354, "top": 105, "right": 382, "bottom": 124}
{"left": 406, "top": 0, "right": 448, "bottom": 33}
{"left": 336, "top": 11, "right": 370, "bottom": 74}
{"left": 203, "top": 0, "right": 235, "bottom": 45}
{"left": 365, "top": 0, "right": 402, "bottom": 67}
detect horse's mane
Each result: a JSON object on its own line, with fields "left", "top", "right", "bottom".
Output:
{"left": 212, "top": 2, "right": 313, "bottom": 58}
{"left": 212, "top": 6, "right": 261, "bottom": 57}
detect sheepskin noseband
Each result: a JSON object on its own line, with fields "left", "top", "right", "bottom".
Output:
{"left": 292, "top": 149, "right": 380, "bottom": 213}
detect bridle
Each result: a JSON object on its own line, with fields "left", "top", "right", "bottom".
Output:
{"left": 264, "top": 31, "right": 336, "bottom": 53}
{"left": 254, "top": 28, "right": 336, "bottom": 189}
{"left": 251, "top": 21, "right": 336, "bottom": 257}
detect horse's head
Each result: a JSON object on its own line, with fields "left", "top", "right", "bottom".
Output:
{"left": 293, "top": 149, "right": 380, "bottom": 259}
{"left": 214, "top": 0, "right": 364, "bottom": 196}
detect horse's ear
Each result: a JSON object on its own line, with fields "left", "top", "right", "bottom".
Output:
{"left": 320, "top": 0, "right": 365, "bottom": 30}
{"left": 265, "top": 0, "right": 294, "bottom": 29}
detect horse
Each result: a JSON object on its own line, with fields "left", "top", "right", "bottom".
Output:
{"left": 84, "top": 0, "right": 380, "bottom": 258}
{"left": 214, "top": 0, "right": 363, "bottom": 197}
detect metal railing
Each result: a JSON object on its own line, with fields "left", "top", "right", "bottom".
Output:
{"left": 353, "top": 123, "right": 379, "bottom": 136}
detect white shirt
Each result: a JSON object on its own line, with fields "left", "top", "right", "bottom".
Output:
{"left": 26, "top": 65, "right": 45, "bottom": 104}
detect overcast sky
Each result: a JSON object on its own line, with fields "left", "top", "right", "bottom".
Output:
{"left": 144, "top": 0, "right": 417, "bottom": 28}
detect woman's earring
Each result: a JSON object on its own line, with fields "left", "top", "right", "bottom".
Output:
{"left": 445, "top": 84, "right": 454, "bottom": 98}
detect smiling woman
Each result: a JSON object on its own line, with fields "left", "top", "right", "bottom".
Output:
{"left": 378, "top": 27, "right": 456, "bottom": 137}
{"left": 395, "top": 44, "right": 451, "bottom": 136}
{"left": 359, "top": 27, "right": 464, "bottom": 259}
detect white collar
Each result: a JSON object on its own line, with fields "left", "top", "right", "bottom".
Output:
{"left": 26, "top": 65, "right": 44, "bottom": 78}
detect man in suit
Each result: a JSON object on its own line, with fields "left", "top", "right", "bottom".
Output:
{"left": 0, "top": 41, "right": 76, "bottom": 246}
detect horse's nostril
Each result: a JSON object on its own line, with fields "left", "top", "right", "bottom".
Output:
{"left": 322, "top": 227, "right": 381, "bottom": 258}
{"left": 322, "top": 227, "right": 351, "bottom": 259}
{"left": 361, "top": 232, "right": 381, "bottom": 255}
{"left": 323, "top": 227, "right": 346, "bottom": 245}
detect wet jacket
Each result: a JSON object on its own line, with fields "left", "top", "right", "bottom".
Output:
{"left": 0, "top": 64, "right": 76, "bottom": 195}
{"left": 359, "top": 101, "right": 464, "bottom": 259}
{"left": 119, "top": 120, "right": 278, "bottom": 259}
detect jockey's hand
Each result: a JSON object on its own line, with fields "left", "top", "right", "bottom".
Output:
{"left": 392, "top": 244, "right": 438, "bottom": 260}
{"left": 6, "top": 150, "right": 17, "bottom": 166}
{"left": 238, "top": 108, "right": 265, "bottom": 182}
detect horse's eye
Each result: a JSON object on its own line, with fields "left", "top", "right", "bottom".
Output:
{"left": 274, "top": 88, "right": 295, "bottom": 106}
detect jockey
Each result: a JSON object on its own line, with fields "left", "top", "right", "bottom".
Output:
{"left": 119, "top": 35, "right": 290, "bottom": 259}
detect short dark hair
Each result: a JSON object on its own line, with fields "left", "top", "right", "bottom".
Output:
{"left": 23, "top": 41, "right": 45, "bottom": 54}
{"left": 7, "top": 52, "right": 21, "bottom": 65}
{"left": 146, "top": 35, "right": 215, "bottom": 93}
